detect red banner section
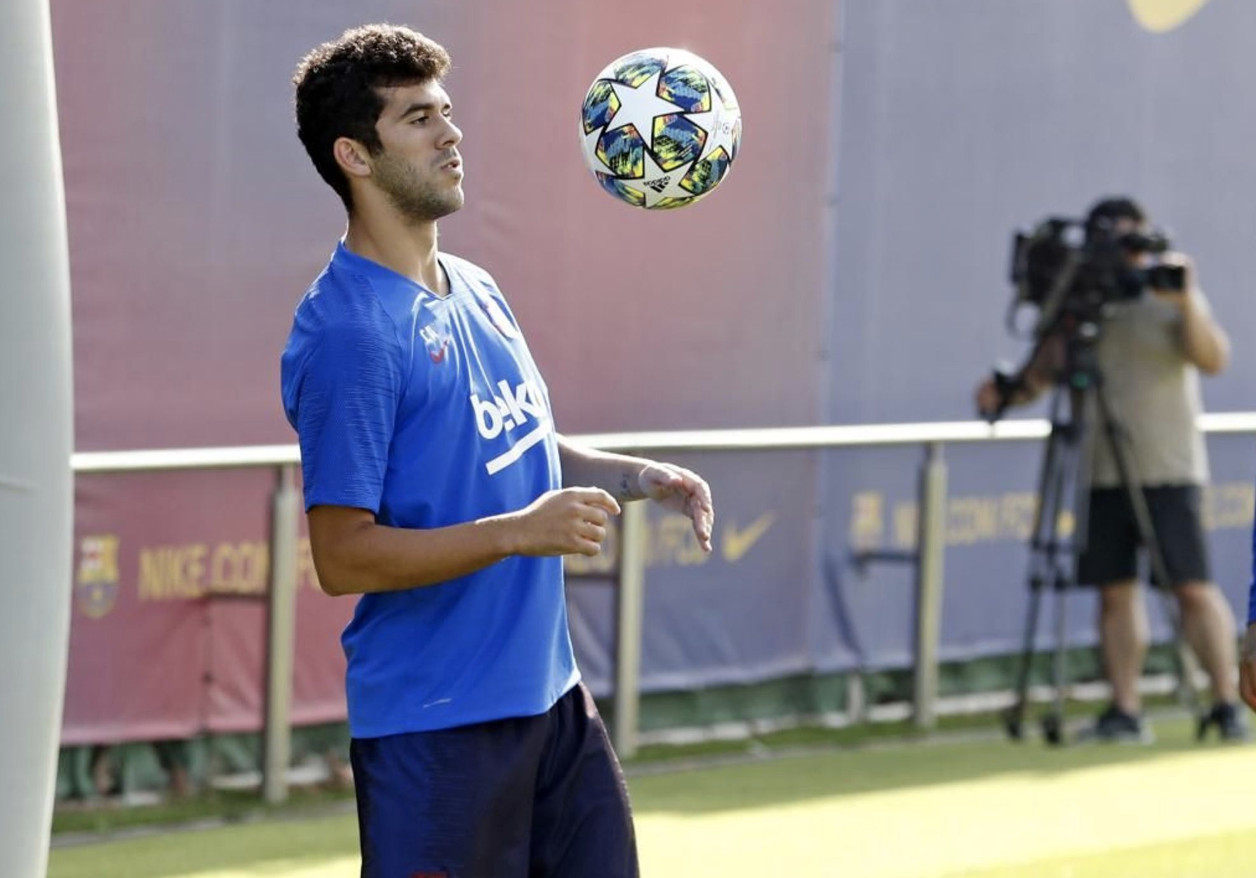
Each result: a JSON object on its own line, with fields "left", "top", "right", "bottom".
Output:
{"left": 63, "top": 470, "right": 352, "bottom": 745}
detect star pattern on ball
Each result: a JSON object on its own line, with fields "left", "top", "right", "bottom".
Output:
{"left": 607, "top": 72, "right": 687, "bottom": 145}
{"left": 634, "top": 150, "right": 700, "bottom": 208}
{"left": 685, "top": 102, "right": 739, "bottom": 165}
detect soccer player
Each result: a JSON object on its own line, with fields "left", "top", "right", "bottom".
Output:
{"left": 282, "top": 24, "right": 713, "bottom": 878}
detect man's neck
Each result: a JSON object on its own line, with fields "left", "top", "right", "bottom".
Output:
{"left": 344, "top": 210, "right": 446, "bottom": 296}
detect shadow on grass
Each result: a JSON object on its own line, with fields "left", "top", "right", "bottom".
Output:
{"left": 628, "top": 714, "right": 1231, "bottom": 816}
{"left": 48, "top": 810, "right": 359, "bottom": 878}
{"left": 53, "top": 784, "right": 356, "bottom": 836}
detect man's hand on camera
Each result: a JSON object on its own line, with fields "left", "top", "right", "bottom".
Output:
{"left": 1149, "top": 251, "right": 1195, "bottom": 304}
{"left": 1239, "top": 624, "right": 1256, "bottom": 713}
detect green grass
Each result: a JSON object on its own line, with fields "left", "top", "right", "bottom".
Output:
{"left": 48, "top": 714, "right": 1256, "bottom": 878}
{"left": 633, "top": 717, "right": 1255, "bottom": 877}
{"left": 50, "top": 814, "right": 358, "bottom": 878}
{"left": 951, "top": 829, "right": 1256, "bottom": 878}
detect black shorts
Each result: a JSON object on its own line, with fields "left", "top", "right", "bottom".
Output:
{"left": 1075, "top": 485, "right": 1211, "bottom": 588}
{"left": 350, "top": 682, "right": 637, "bottom": 878}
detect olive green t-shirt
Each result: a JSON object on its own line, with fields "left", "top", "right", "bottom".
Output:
{"left": 1086, "top": 292, "right": 1210, "bottom": 489}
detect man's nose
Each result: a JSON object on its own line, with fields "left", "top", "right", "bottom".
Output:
{"left": 439, "top": 118, "right": 462, "bottom": 148}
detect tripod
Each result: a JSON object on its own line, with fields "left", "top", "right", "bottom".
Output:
{"left": 1001, "top": 322, "right": 1201, "bottom": 745}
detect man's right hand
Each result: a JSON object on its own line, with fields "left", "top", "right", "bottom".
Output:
{"left": 509, "top": 487, "right": 621, "bottom": 557}
{"left": 975, "top": 378, "right": 1002, "bottom": 420}
{"left": 1240, "top": 623, "right": 1256, "bottom": 713}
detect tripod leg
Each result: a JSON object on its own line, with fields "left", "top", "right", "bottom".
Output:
{"left": 1005, "top": 574, "right": 1044, "bottom": 741}
{"left": 1005, "top": 388, "right": 1073, "bottom": 741}
{"left": 1032, "top": 385, "right": 1093, "bottom": 746}
{"left": 1092, "top": 385, "right": 1201, "bottom": 716}
{"left": 1043, "top": 566, "right": 1069, "bottom": 745}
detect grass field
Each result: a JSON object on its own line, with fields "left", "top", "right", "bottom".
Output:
{"left": 48, "top": 716, "right": 1256, "bottom": 878}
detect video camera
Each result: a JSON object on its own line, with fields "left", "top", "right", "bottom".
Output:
{"left": 983, "top": 212, "right": 1186, "bottom": 422}
{"left": 1009, "top": 216, "right": 1184, "bottom": 338}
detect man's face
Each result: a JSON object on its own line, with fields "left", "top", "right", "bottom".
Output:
{"left": 368, "top": 79, "right": 464, "bottom": 222}
{"left": 1113, "top": 217, "right": 1153, "bottom": 267}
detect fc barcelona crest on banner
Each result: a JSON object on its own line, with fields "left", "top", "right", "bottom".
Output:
{"left": 76, "top": 534, "right": 120, "bottom": 619}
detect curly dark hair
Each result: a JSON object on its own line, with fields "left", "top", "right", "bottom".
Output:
{"left": 293, "top": 24, "right": 452, "bottom": 210}
{"left": 1085, "top": 196, "right": 1147, "bottom": 241}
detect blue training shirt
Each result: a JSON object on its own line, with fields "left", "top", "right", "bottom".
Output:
{"left": 280, "top": 242, "right": 579, "bottom": 737}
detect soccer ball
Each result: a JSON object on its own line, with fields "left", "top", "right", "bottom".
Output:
{"left": 579, "top": 47, "right": 741, "bottom": 209}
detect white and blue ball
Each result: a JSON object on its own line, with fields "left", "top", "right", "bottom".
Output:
{"left": 580, "top": 47, "right": 741, "bottom": 209}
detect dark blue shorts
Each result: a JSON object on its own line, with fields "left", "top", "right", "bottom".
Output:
{"left": 350, "top": 682, "right": 638, "bottom": 878}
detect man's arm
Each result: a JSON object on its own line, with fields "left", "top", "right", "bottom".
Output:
{"left": 1177, "top": 290, "right": 1230, "bottom": 374}
{"left": 1155, "top": 255, "right": 1229, "bottom": 374}
{"left": 557, "top": 435, "right": 714, "bottom": 553}
{"left": 308, "top": 487, "right": 620, "bottom": 596}
{"left": 975, "top": 333, "right": 1064, "bottom": 419}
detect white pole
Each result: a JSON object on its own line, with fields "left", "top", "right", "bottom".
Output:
{"left": 912, "top": 442, "right": 948, "bottom": 730}
{"left": 612, "top": 501, "right": 647, "bottom": 758}
{"left": 0, "top": 0, "right": 75, "bottom": 874}
{"left": 262, "top": 466, "right": 300, "bottom": 804}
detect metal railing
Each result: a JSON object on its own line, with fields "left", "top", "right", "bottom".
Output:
{"left": 71, "top": 412, "right": 1256, "bottom": 791}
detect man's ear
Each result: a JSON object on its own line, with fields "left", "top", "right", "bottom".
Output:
{"left": 333, "top": 137, "right": 372, "bottom": 180}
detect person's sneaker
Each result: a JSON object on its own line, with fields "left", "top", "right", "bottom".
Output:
{"left": 1197, "top": 702, "right": 1251, "bottom": 743}
{"left": 1076, "top": 704, "right": 1154, "bottom": 744}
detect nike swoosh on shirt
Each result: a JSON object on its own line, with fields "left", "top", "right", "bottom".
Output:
{"left": 429, "top": 343, "right": 448, "bottom": 364}
{"left": 721, "top": 512, "right": 776, "bottom": 563}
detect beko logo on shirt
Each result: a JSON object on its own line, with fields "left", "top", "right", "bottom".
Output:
{"left": 470, "top": 379, "right": 553, "bottom": 474}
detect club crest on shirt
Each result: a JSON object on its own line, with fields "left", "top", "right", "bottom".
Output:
{"left": 419, "top": 324, "right": 451, "bottom": 365}
{"left": 474, "top": 289, "right": 521, "bottom": 340}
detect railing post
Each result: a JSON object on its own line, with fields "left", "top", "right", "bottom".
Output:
{"left": 612, "top": 499, "right": 648, "bottom": 759}
{"left": 262, "top": 464, "right": 299, "bottom": 804}
{"left": 913, "top": 442, "right": 948, "bottom": 730}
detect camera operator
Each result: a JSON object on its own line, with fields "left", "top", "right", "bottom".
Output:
{"left": 977, "top": 196, "right": 1247, "bottom": 742}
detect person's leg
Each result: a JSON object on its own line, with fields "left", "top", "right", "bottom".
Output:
{"left": 1146, "top": 485, "right": 1239, "bottom": 706}
{"left": 351, "top": 717, "right": 545, "bottom": 878}
{"left": 1077, "top": 488, "right": 1143, "bottom": 720}
{"left": 323, "top": 747, "right": 354, "bottom": 791}
{"left": 88, "top": 745, "right": 117, "bottom": 798}
{"left": 531, "top": 683, "right": 638, "bottom": 878}
{"left": 152, "top": 740, "right": 192, "bottom": 798}
{"left": 1098, "top": 580, "right": 1149, "bottom": 714}
{"left": 1176, "top": 582, "right": 1239, "bottom": 703}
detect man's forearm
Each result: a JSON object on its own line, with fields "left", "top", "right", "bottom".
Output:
{"left": 1180, "top": 292, "right": 1230, "bottom": 374}
{"left": 311, "top": 515, "right": 519, "bottom": 596}
{"left": 557, "top": 436, "right": 651, "bottom": 501}
{"left": 1019, "top": 332, "right": 1066, "bottom": 403}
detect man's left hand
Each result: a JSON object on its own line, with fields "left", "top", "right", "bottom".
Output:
{"left": 638, "top": 463, "right": 714, "bottom": 553}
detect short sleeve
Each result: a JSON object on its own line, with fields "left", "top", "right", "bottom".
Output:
{"left": 285, "top": 314, "right": 405, "bottom": 514}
